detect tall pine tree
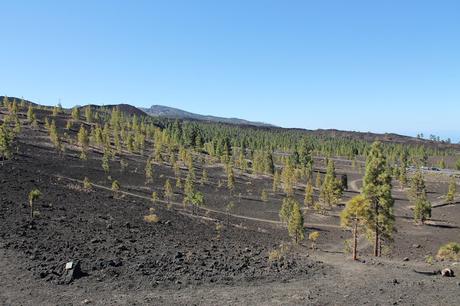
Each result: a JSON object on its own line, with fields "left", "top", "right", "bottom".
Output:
{"left": 363, "top": 141, "right": 394, "bottom": 257}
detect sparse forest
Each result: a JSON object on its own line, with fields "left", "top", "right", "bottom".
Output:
{"left": 1, "top": 96, "right": 460, "bottom": 305}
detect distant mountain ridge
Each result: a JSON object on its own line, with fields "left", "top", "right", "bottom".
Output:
{"left": 1, "top": 96, "right": 458, "bottom": 149}
{"left": 80, "top": 103, "right": 147, "bottom": 118}
{"left": 140, "top": 105, "right": 275, "bottom": 127}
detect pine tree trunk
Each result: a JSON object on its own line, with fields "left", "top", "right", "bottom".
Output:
{"left": 353, "top": 220, "right": 358, "bottom": 260}
{"left": 374, "top": 203, "right": 379, "bottom": 257}
{"left": 30, "top": 201, "right": 33, "bottom": 220}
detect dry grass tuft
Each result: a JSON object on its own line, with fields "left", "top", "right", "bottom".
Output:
{"left": 268, "top": 244, "right": 289, "bottom": 262}
{"left": 143, "top": 214, "right": 160, "bottom": 223}
{"left": 437, "top": 242, "right": 460, "bottom": 261}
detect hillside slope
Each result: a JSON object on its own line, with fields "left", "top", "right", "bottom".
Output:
{"left": 141, "top": 105, "right": 275, "bottom": 127}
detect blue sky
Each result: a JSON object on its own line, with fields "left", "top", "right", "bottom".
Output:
{"left": 1, "top": 0, "right": 459, "bottom": 141}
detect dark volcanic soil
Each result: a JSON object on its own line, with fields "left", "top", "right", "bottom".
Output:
{"left": 0, "top": 157, "right": 321, "bottom": 288}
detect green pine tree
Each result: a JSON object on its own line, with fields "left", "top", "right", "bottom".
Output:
{"left": 447, "top": 177, "right": 457, "bottom": 203}
{"left": 363, "top": 141, "right": 395, "bottom": 257}
{"left": 304, "top": 180, "right": 314, "bottom": 209}
{"left": 340, "top": 195, "right": 370, "bottom": 260}
{"left": 288, "top": 202, "right": 304, "bottom": 244}
{"left": 409, "top": 170, "right": 431, "bottom": 224}
{"left": 319, "top": 160, "right": 343, "bottom": 209}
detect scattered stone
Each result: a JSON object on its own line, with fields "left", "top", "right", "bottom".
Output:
{"left": 441, "top": 268, "right": 454, "bottom": 277}
{"left": 63, "top": 261, "right": 84, "bottom": 284}
{"left": 175, "top": 252, "right": 184, "bottom": 259}
{"left": 81, "top": 299, "right": 91, "bottom": 304}
{"left": 412, "top": 244, "right": 421, "bottom": 249}
{"left": 403, "top": 257, "right": 409, "bottom": 262}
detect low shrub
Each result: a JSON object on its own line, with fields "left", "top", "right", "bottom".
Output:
{"left": 268, "top": 244, "right": 289, "bottom": 262}
{"left": 143, "top": 214, "right": 160, "bottom": 223}
{"left": 437, "top": 242, "right": 460, "bottom": 261}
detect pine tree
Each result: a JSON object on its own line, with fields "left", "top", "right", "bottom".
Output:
{"left": 176, "top": 177, "right": 182, "bottom": 188}
{"left": 0, "top": 123, "right": 14, "bottom": 160}
{"left": 439, "top": 159, "right": 446, "bottom": 169}
{"left": 9, "top": 99, "right": 18, "bottom": 115}
{"left": 111, "top": 180, "right": 121, "bottom": 198}
{"left": 263, "top": 151, "right": 275, "bottom": 174}
{"left": 308, "top": 231, "right": 320, "bottom": 250}
{"left": 340, "top": 195, "right": 370, "bottom": 260}
{"left": 288, "top": 202, "right": 304, "bottom": 244}
{"left": 315, "top": 171, "right": 322, "bottom": 189}
{"left": 145, "top": 158, "right": 154, "bottom": 184}
{"left": 200, "top": 168, "right": 208, "bottom": 185}
{"left": 85, "top": 106, "right": 93, "bottom": 123}
{"left": 49, "top": 120, "right": 61, "bottom": 151}
{"left": 447, "top": 177, "right": 456, "bottom": 203}
{"left": 66, "top": 120, "right": 73, "bottom": 130}
{"left": 164, "top": 179, "right": 174, "bottom": 207}
{"left": 135, "top": 131, "right": 145, "bottom": 155}
{"left": 261, "top": 189, "right": 268, "bottom": 202}
{"left": 83, "top": 177, "right": 92, "bottom": 190}
{"left": 169, "top": 151, "right": 176, "bottom": 167}
{"left": 71, "top": 107, "right": 80, "bottom": 121}
{"left": 409, "top": 170, "right": 431, "bottom": 224}
{"left": 183, "top": 173, "right": 194, "bottom": 207}
{"left": 319, "top": 160, "right": 343, "bottom": 209}
{"left": 77, "top": 125, "right": 89, "bottom": 160}
{"left": 27, "top": 105, "right": 35, "bottom": 124}
{"left": 279, "top": 196, "right": 296, "bottom": 224}
{"left": 102, "top": 149, "right": 110, "bottom": 174}
{"left": 173, "top": 161, "right": 181, "bottom": 179}
{"left": 189, "top": 191, "right": 204, "bottom": 215}
{"left": 304, "top": 181, "right": 314, "bottom": 209}
{"left": 272, "top": 170, "right": 281, "bottom": 193}
{"left": 281, "top": 160, "right": 295, "bottom": 196}
{"left": 456, "top": 159, "right": 460, "bottom": 171}
{"left": 151, "top": 191, "right": 159, "bottom": 205}
{"left": 113, "top": 129, "right": 121, "bottom": 153}
{"left": 2, "top": 95, "right": 9, "bottom": 108}
{"left": 238, "top": 150, "right": 247, "bottom": 171}
{"left": 399, "top": 163, "right": 408, "bottom": 189}
{"left": 28, "top": 189, "right": 41, "bottom": 220}
{"left": 363, "top": 141, "right": 395, "bottom": 257}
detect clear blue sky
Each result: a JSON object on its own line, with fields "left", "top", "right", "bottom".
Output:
{"left": 1, "top": 0, "right": 459, "bottom": 141}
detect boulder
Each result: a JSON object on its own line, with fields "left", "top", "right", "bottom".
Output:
{"left": 441, "top": 268, "right": 454, "bottom": 277}
{"left": 63, "top": 260, "right": 84, "bottom": 284}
